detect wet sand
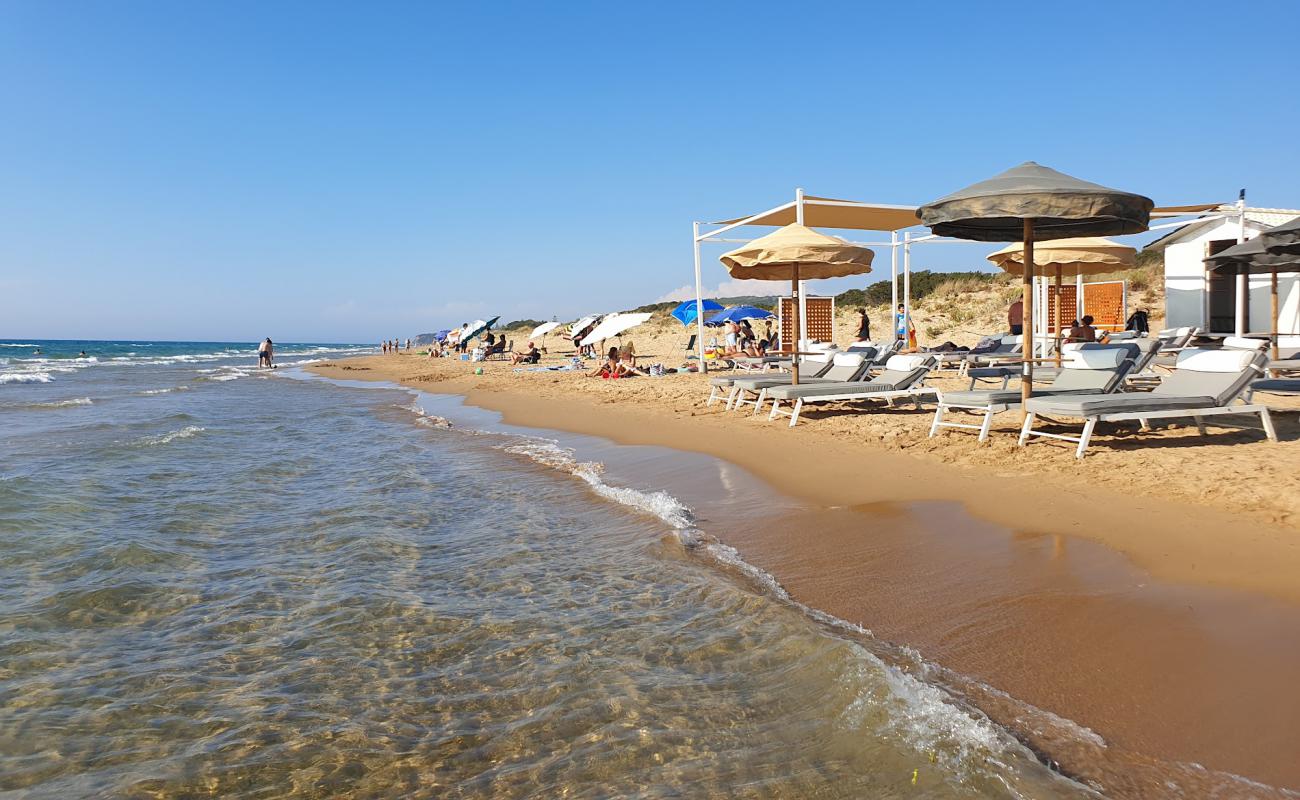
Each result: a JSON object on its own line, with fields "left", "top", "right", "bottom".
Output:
{"left": 308, "top": 355, "right": 1300, "bottom": 794}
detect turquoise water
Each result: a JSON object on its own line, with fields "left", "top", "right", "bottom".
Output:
{"left": 0, "top": 340, "right": 1100, "bottom": 797}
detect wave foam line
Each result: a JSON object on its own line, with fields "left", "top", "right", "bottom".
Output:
{"left": 0, "top": 372, "right": 54, "bottom": 384}
{"left": 136, "top": 426, "right": 205, "bottom": 446}
{"left": 33, "top": 397, "right": 93, "bottom": 408}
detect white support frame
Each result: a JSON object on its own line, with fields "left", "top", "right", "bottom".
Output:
{"left": 1018, "top": 403, "right": 1276, "bottom": 459}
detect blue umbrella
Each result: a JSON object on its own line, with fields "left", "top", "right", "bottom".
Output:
{"left": 433, "top": 329, "right": 451, "bottom": 342}
{"left": 706, "top": 306, "right": 775, "bottom": 326}
{"left": 671, "top": 299, "right": 723, "bottom": 326}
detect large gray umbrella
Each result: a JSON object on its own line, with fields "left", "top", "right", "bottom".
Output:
{"left": 918, "top": 162, "right": 1153, "bottom": 405}
{"left": 1257, "top": 215, "right": 1300, "bottom": 257}
{"left": 1206, "top": 235, "right": 1300, "bottom": 359}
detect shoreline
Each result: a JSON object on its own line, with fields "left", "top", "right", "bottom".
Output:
{"left": 306, "top": 355, "right": 1300, "bottom": 793}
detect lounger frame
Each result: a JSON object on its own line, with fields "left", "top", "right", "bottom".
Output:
{"left": 1017, "top": 403, "right": 1277, "bottom": 459}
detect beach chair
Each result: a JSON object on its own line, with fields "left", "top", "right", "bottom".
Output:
{"left": 1245, "top": 379, "right": 1300, "bottom": 402}
{"left": 930, "top": 343, "right": 1140, "bottom": 442}
{"left": 704, "top": 353, "right": 836, "bottom": 408}
{"left": 765, "top": 355, "right": 938, "bottom": 427}
{"left": 955, "top": 335, "right": 1023, "bottom": 377}
{"left": 736, "top": 352, "right": 874, "bottom": 413}
{"left": 1018, "top": 348, "right": 1276, "bottom": 459}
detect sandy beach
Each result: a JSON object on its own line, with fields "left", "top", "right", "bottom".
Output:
{"left": 309, "top": 347, "right": 1300, "bottom": 792}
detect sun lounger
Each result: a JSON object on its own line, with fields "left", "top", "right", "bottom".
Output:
{"left": 1018, "top": 348, "right": 1276, "bottom": 458}
{"left": 764, "top": 355, "right": 938, "bottom": 427}
{"left": 930, "top": 343, "right": 1139, "bottom": 442}
{"left": 1268, "top": 359, "right": 1300, "bottom": 377}
{"left": 704, "top": 353, "right": 836, "bottom": 407}
{"left": 737, "top": 352, "right": 874, "bottom": 413}
{"left": 1245, "top": 379, "right": 1300, "bottom": 402}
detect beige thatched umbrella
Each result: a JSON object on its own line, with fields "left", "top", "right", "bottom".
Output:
{"left": 720, "top": 223, "right": 874, "bottom": 383}
{"left": 918, "top": 162, "right": 1152, "bottom": 406}
{"left": 988, "top": 237, "right": 1136, "bottom": 365}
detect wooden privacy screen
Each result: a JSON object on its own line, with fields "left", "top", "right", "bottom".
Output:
{"left": 1083, "top": 281, "right": 1126, "bottom": 330}
{"left": 1044, "top": 281, "right": 1126, "bottom": 332}
{"left": 778, "top": 296, "right": 834, "bottom": 349}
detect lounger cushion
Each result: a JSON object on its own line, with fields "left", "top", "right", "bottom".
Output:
{"left": 1065, "top": 347, "right": 1126, "bottom": 369}
{"left": 1250, "top": 379, "right": 1300, "bottom": 394}
{"left": 1174, "top": 348, "right": 1255, "bottom": 372}
{"left": 1000, "top": 334, "right": 1024, "bottom": 345}
{"left": 884, "top": 354, "right": 928, "bottom": 371}
{"left": 1025, "top": 394, "right": 1219, "bottom": 416}
{"left": 1222, "top": 336, "right": 1268, "bottom": 351}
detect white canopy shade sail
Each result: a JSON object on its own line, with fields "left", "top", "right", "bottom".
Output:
{"left": 579, "top": 312, "right": 652, "bottom": 346}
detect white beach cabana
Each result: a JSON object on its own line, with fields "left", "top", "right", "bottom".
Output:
{"left": 690, "top": 189, "right": 1261, "bottom": 372}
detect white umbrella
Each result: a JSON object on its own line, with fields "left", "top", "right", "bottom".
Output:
{"left": 579, "top": 312, "right": 652, "bottom": 346}
{"left": 569, "top": 315, "right": 600, "bottom": 337}
{"left": 529, "top": 321, "right": 561, "bottom": 339}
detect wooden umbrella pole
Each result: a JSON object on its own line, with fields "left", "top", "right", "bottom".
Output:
{"left": 1021, "top": 220, "right": 1035, "bottom": 409}
{"left": 791, "top": 262, "right": 801, "bottom": 385}
{"left": 1272, "top": 271, "right": 1280, "bottom": 361}
{"left": 1054, "top": 264, "right": 1063, "bottom": 367}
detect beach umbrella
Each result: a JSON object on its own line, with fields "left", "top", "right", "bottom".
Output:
{"left": 1206, "top": 235, "right": 1300, "bottom": 360}
{"left": 706, "top": 305, "right": 775, "bottom": 326}
{"left": 433, "top": 329, "right": 451, "bottom": 342}
{"left": 671, "top": 299, "right": 724, "bottom": 326}
{"left": 579, "top": 312, "right": 653, "bottom": 347}
{"left": 569, "top": 315, "right": 600, "bottom": 337}
{"left": 460, "top": 316, "right": 500, "bottom": 344}
{"left": 987, "top": 237, "right": 1136, "bottom": 365}
{"left": 529, "top": 321, "right": 561, "bottom": 339}
{"left": 918, "top": 162, "right": 1152, "bottom": 404}
{"left": 1258, "top": 215, "right": 1300, "bottom": 257}
{"left": 721, "top": 223, "right": 874, "bottom": 383}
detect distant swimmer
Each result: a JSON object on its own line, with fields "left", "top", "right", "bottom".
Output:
{"left": 78, "top": 350, "right": 87, "bottom": 358}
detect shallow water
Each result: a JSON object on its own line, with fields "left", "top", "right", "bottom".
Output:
{"left": 0, "top": 341, "right": 1095, "bottom": 798}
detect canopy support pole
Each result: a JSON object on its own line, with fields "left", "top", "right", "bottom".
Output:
{"left": 796, "top": 188, "right": 808, "bottom": 351}
{"left": 1272, "top": 271, "right": 1280, "bottom": 361}
{"left": 1055, "top": 265, "right": 1064, "bottom": 367}
{"left": 903, "top": 232, "right": 912, "bottom": 347}
{"left": 1022, "top": 220, "right": 1035, "bottom": 409}
{"left": 791, "top": 262, "right": 801, "bottom": 385}
{"left": 890, "top": 231, "right": 899, "bottom": 339}
{"left": 692, "top": 221, "right": 707, "bottom": 374}
{"left": 1235, "top": 193, "right": 1247, "bottom": 338}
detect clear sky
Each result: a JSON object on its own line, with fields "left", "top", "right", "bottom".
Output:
{"left": 2, "top": 0, "right": 1298, "bottom": 342}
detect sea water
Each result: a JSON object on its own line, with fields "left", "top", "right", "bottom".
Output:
{"left": 0, "top": 340, "right": 1096, "bottom": 798}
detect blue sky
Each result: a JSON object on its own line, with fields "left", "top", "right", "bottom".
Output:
{"left": 2, "top": 1, "right": 1298, "bottom": 342}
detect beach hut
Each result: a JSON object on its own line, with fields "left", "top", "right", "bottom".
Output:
{"left": 720, "top": 223, "right": 873, "bottom": 383}
{"left": 987, "top": 237, "right": 1136, "bottom": 365}
{"left": 918, "top": 162, "right": 1153, "bottom": 404}
{"left": 1206, "top": 236, "right": 1300, "bottom": 359}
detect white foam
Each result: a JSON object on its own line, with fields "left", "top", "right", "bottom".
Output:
{"left": 0, "top": 343, "right": 38, "bottom": 347}
{"left": 497, "top": 437, "right": 696, "bottom": 530}
{"left": 0, "top": 372, "right": 54, "bottom": 384}
{"left": 137, "top": 426, "right": 205, "bottom": 446}
{"left": 139, "top": 386, "right": 189, "bottom": 395}
{"left": 208, "top": 374, "right": 240, "bottom": 382}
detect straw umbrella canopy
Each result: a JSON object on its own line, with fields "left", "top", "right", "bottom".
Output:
{"left": 988, "top": 237, "right": 1137, "bottom": 365}
{"left": 918, "top": 162, "right": 1153, "bottom": 404}
{"left": 720, "top": 223, "right": 874, "bottom": 383}
{"left": 1258, "top": 216, "right": 1300, "bottom": 257}
{"left": 1205, "top": 235, "right": 1300, "bottom": 359}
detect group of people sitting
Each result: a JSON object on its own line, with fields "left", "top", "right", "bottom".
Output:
{"left": 587, "top": 344, "right": 644, "bottom": 378}
{"left": 717, "top": 319, "right": 775, "bottom": 358}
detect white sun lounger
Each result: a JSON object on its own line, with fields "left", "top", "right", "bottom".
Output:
{"left": 1018, "top": 348, "right": 1276, "bottom": 459}
{"left": 763, "top": 355, "right": 938, "bottom": 427}
{"left": 705, "top": 353, "right": 837, "bottom": 407}
{"left": 736, "top": 352, "right": 874, "bottom": 413}
{"left": 930, "top": 344, "right": 1140, "bottom": 442}
{"left": 1245, "top": 379, "right": 1300, "bottom": 402}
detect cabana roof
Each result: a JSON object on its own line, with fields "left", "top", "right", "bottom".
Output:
{"left": 713, "top": 195, "right": 919, "bottom": 232}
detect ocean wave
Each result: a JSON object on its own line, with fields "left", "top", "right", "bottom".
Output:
{"left": 0, "top": 343, "right": 38, "bottom": 347}
{"left": 136, "top": 426, "right": 205, "bottom": 446}
{"left": 0, "top": 372, "right": 54, "bottom": 384}
{"left": 139, "top": 386, "right": 189, "bottom": 395}
{"left": 208, "top": 374, "right": 241, "bottom": 382}
{"left": 496, "top": 437, "right": 696, "bottom": 531}
{"left": 32, "top": 397, "right": 94, "bottom": 408}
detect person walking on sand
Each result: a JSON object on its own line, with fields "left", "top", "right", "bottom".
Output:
{"left": 1008, "top": 298, "right": 1024, "bottom": 336}
{"left": 855, "top": 308, "right": 871, "bottom": 342}
{"left": 895, "top": 304, "right": 916, "bottom": 350}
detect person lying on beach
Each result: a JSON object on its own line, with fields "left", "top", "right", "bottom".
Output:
{"left": 512, "top": 342, "right": 541, "bottom": 365}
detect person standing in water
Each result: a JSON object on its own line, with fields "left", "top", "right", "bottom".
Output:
{"left": 257, "top": 338, "right": 270, "bottom": 367}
